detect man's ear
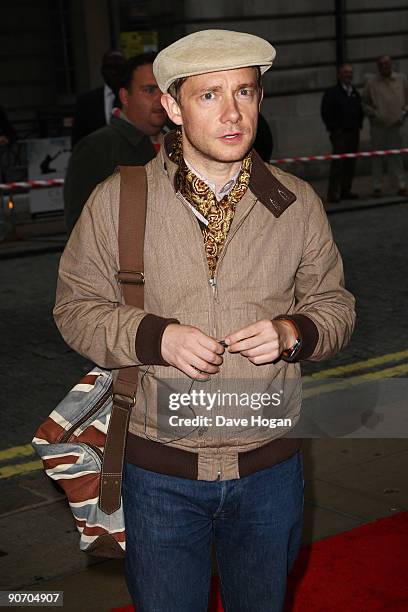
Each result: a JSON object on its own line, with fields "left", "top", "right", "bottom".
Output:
{"left": 161, "top": 93, "right": 183, "bottom": 126}
{"left": 119, "top": 87, "right": 128, "bottom": 109}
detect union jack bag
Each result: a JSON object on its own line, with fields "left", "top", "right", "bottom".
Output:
{"left": 32, "top": 166, "right": 147, "bottom": 557}
{"left": 31, "top": 368, "right": 127, "bottom": 556}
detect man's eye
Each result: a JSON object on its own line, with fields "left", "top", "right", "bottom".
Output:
{"left": 239, "top": 89, "right": 251, "bottom": 96}
{"left": 143, "top": 86, "right": 157, "bottom": 94}
{"left": 202, "top": 92, "right": 215, "bottom": 101}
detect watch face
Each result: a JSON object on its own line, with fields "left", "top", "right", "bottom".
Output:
{"left": 284, "top": 338, "right": 301, "bottom": 359}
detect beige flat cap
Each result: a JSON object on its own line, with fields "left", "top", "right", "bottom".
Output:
{"left": 153, "top": 29, "right": 276, "bottom": 92}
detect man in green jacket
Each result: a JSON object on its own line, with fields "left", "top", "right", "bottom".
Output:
{"left": 64, "top": 51, "right": 167, "bottom": 234}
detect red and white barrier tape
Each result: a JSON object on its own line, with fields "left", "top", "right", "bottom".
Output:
{"left": 1, "top": 148, "right": 408, "bottom": 191}
{"left": 271, "top": 147, "right": 408, "bottom": 165}
{"left": 0, "top": 178, "right": 64, "bottom": 192}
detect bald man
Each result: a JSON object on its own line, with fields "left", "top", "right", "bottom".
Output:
{"left": 363, "top": 55, "right": 408, "bottom": 197}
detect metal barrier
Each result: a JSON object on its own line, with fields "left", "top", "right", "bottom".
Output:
{"left": 270, "top": 148, "right": 408, "bottom": 165}
{"left": 0, "top": 148, "right": 407, "bottom": 194}
{"left": 1, "top": 147, "right": 407, "bottom": 242}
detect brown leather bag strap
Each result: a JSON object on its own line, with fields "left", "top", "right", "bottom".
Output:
{"left": 99, "top": 165, "right": 147, "bottom": 515}
{"left": 117, "top": 165, "right": 147, "bottom": 308}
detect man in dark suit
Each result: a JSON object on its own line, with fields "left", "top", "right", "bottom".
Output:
{"left": 253, "top": 113, "right": 274, "bottom": 162}
{"left": 71, "top": 50, "right": 126, "bottom": 147}
{"left": 0, "top": 106, "right": 16, "bottom": 147}
{"left": 321, "top": 63, "right": 364, "bottom": 202}
{"left": 0, "top": 106, "right": 16, "bottom": 181}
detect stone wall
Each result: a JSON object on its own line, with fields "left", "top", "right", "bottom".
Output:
{"left": 149, "top": 0, "right": 408, "bottom": 178}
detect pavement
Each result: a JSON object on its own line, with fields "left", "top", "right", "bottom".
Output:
{"left": 1, "top": 174, "right": 408, "bottom": 611}
{"left": 1, "top": 439, "right": 407, "bottom": 611}
{"left": 0, "top": 214, "right": 66, "bottom": 260}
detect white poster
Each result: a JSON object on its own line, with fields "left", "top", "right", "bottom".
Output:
{"left": 27, "top": 137, "right": 71, "bottom": 214}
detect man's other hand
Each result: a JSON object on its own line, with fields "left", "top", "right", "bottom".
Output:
{"left": 225, "top": 319, "right": 297, "bottom": 364}
{"left": 161, "top": 324, "right": 225, "bottom": 379}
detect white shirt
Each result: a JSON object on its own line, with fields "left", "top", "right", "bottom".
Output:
{"left": 342, "top": 83, "right": 353, "bottom": 97}
{"left": 103, "top": 84, "right": 115, "bottom": 124}
{"left": 185, "top": 160, "right": 241, "bottom": 202}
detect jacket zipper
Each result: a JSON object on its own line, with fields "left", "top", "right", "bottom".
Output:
{"left": 59, "top": 385, "right": 113, "bottom": 445}
{"left": 175, "top": 192, "right": 257, "bottom": 477}
{"left": 211, "top": 198, "right": 257, "bottom": 463}
{"left": 211, "top": 196, "right": 257, "bottom": 303}
{"left": 176, "top": 192, "right": 217, "bottom": 332}
{"left": 209, "top": 276, "right": 217, "bottom": 296}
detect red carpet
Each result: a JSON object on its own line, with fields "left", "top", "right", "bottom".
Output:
{"left": 111, "top": 511, "right": 408, "bottom": 612}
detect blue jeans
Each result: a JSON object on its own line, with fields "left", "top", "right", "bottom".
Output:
{"left": 122, "top": 451, "right": 304, "bottom": 612}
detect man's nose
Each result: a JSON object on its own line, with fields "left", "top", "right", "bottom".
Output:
{"left": 220, "top": 95, "right": 242, "bottom": 123}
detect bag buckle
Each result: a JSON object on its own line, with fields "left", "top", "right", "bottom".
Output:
{"left": 116, "top": 270, "right": 145, "bottom": 285}
{"left": 113, "top": 393, "right": 136, "bottom": 409}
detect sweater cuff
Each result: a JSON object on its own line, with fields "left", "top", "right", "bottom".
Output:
{"left": 273, "top": 314, "right": 319, "bottom": 362}
{"left": 135, "top": 314, "right": 180, "bottom": 365}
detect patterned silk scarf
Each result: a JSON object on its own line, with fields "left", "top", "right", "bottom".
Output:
{"left": 171, "top": 130, "right": 252, "bottom": 278}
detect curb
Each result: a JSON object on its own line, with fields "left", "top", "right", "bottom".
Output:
{"left": 326, "top": 195, "right": 408, "bottom": 215}
{"left": 0, "top": 196, "right": 406, "bottom": 260}
{"left": 0, "top": 242, "right": 65, "bottom": 260}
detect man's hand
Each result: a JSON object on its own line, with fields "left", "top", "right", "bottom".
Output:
{"left": 161, "top": 324, "right": 225, "bottom": 379}
{"left": 225, "top": 319, "right": 297, "bottom": 364}
{"left": 0, "top": 135, "right": 9, "bottom": 146}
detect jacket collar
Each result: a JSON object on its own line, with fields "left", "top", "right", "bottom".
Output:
{"left": 110, "top": 114, "right": 151, "bottom": 149}
{"left": 378, "top": 71, "right": 396, "bottom": 82}
{"left": 337, "top": 82, "right": 356, "bottom": 95}
{"left": 161, "top": 130, "right": 296, "bottom": 218}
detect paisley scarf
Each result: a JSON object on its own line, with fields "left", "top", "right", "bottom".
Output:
{"left": 172, "top": 130, "right": 252, "bottom": 278}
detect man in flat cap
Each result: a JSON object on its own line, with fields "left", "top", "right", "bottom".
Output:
{"left": 54, "top": 30, "right": 355, "bottom": 611}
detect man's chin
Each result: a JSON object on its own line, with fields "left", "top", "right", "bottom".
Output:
{"left": 212, "top": 143, "right": 252, "bottom": 163}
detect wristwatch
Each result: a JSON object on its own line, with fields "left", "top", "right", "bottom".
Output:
{"left": 282, "top": 337, "right": 301, "bottom": 359}
{"left": 274, "top": 317, "right": 301, "bottom": 359}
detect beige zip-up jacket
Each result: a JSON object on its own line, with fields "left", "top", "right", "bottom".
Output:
{"left": 54, "top": 135, "right": 355, "bottom": 480}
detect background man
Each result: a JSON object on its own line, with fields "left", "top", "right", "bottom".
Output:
{"left": 71, "top": 49, "right": 126, "bottom": 147}
{"left": 253, "top": 112, "right": 274, "bottom": 161}
{"left": 363, "top": 55, "right": 408, "bottom": 197}
{"left": 0, "top": 105, "right": 16, "bottom": 181}
{"left": 321, "top": 63, "right": 364, "bottom": 202}
{"left": 64, "top": 52, "right": 167, "bottom": 234}
{"left": 54, "top": 30, "right": 355, "bottom": 611}
{"left": 0, "top": 105, "right": 16, "bottom": 147}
